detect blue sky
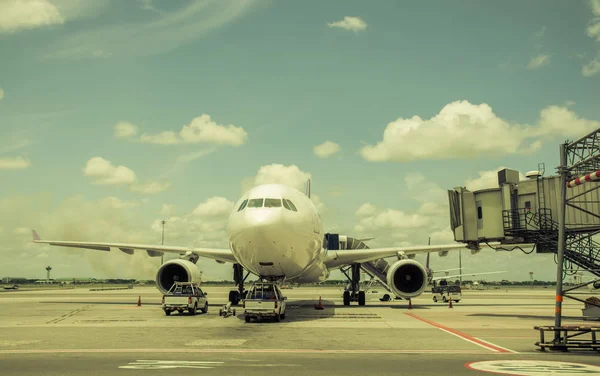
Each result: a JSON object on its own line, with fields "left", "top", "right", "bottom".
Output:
{"left": 1, "top": 0, "right": 599, "bottom": 283}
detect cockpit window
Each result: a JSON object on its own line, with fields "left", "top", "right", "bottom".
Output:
{"left": 282, "top": 199, "right": 291, "bottom": 210}
{"left": 264, "top": 198, "right": 282, "bottom": 208}
{"left": 247, "top": 198, "right": 264, "bottom": 208}
{"left": 237, "top": 199, "right": 248, "bottom": 211}
{"left": 283, "top": 199, "right": 297, "bottom": 212}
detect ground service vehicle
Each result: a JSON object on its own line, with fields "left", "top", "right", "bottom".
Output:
{"left": 162, "top": 282, "right": 208, "bottom": 315}
{"left": 432, "top": 284, "right": 461, "bottom": 303}
{"left": 242, "top": 282, "right": 287, "bottom": 322}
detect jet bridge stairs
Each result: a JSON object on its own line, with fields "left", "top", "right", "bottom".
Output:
{"left": 325, "top": 233, "right": 403, "bottom": 304}
{"left": 502, "top": 208, "right": 600, "bottom": 279}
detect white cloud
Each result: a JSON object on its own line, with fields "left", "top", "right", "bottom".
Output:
{"left": 43, "top": 0, "right": 257, "bottom": 59}
{"left": 356, "top": 203, "right": 378, "bottom": 217}
{"left": 13, "top": 227, "right": 30, "bottom": 235}
{"left": 463, "top": 167, "right": 526, "bottom": 191}
{"left": 0, "top": 88, "right": 4, "bottom": 100}
{"left": 176, "top": 149, "right": 217, "bottom": 163}
{"left": 0, "top": 156, "right": 31, "bottom": 169}
{"left": 313, "top": 141, "right": 341, "bottom": 158}
{"left": 83, "top": 157, "right": 137, "bottom": 185}
{"left": 327, "top": 16, "right": 367, "bottom": 32}
{"left": 527, "top": 54, "right": 550, "bottom": 69}
{"left": 192, "top": 197, "right": 234, "bottom": 217}
{"left": 113, "top": 121, "right": 138, "bottom": 139}
{"left": 582, "top": 58, "right": 600, "bottom": 77}
{"left": 359, "top": 100, "right": 600, "bottom": 162}
{"left": 0, "top": 0, "right": 63, "bottom": 34}
{"left": 138, "top": 0, "right": 160, "bottom": 12}
{"left": 354, "top": 204, "right": 430, "bottom": 233}
{"left": 582, "top": 1, "right": 600, "bottom": 76}
{"left": 139, "top": 114, "right": 247, "bottom": 146}
{"left": 242, "top": 163, "right": 311, "bottom": 193}
{"left": 83, "top": 157, "right": 170, "bottom": 195}
{"left": 130, "top": 180, "right": 171, "bottom": 195}
{"left": 0, "top": 0, "right": 108, "bottom": 34}
{"left": 404, "top": 173, "right": 447, "bottom": 204}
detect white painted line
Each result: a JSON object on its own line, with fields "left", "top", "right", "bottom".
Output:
{"left": 474, "top": 337, "right": 519, "bottom": 354}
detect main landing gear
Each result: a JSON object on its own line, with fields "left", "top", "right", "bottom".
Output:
{"left": 229, "top": 263, "right": 250, "bottom": 306}
{"left": 341, "top": 263, "right": 366, "bottom": 306}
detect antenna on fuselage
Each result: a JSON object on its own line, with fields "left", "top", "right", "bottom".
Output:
{"left": 306, "top": 179, "right": 311, "bottom": 198}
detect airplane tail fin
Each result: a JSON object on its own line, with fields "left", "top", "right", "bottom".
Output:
{"left": 306, "top": 179, "right": 311, "bottom": 198}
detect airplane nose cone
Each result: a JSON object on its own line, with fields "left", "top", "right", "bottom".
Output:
{"left": 244, "top": 208, "right": 282, "bottom": 229}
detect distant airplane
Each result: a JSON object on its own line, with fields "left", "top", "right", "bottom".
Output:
{"left": 32, "top": 180, "right": 505, "bottom": 306}
{"left": 2, "top": 284, "right": 19, "bottom": 290}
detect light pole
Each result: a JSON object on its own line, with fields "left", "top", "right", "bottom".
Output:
{"left": 459, "top": 250, "right": 462, "bottom": 286}
{"left": 161, "top": 220, "right": 166, "bottom": 265}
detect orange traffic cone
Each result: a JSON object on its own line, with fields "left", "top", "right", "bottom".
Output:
{"left": 408, "top": 299, "right": 412, "bottom": 310}
{"left": 448, "top": 298, "right": 453, "bottom": 309}
{"left": 137, "top": 295, "right": 141, "bottom": 307}
{"left": 314, "top": 296, "right": 324, "bottom": 310}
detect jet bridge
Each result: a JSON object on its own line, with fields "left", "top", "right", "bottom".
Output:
{"left": 447, "top": 127, "right": 600, "bottom": 351}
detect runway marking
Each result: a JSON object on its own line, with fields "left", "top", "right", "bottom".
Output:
{"left": 185, "top": 339, "right": 247, "bottom": 346}
{"left": 0, "top": 340, "right": 41, "bottom": 347}
{"left": 465, "top": 360, "right": 600, "bottom": 375}
{"left": 405, "top": 313, "right": 517, "bottom": 354}
{"left": 0, "top": 348, "right": 512, "bottom": 355}
{"left": 46, "top": 305, "right": 93, "bottom": 324}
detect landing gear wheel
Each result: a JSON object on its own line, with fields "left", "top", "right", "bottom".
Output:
{"left": 244, "top": 316, "right": 250, "bottom": 323}
{"left": 442, "top": 296, "right": 447, "bottom": 303}
{"left": 219, "top": 308, "right": 223, "bottom": 316}
{"left": 229, "top": 291, "right": 240, "bottom": 306}
{"left": 454, "top": 300, "right": 460, "bottom": 303}
{"left": 433, "top": 296, "right": 438, "bottom": 302}
{"left": 343, "top": 291, "right": 350, "bottom": 306}
{"left": 164, "top": 310, "right": 171, "bottom": 316}
{"left": 232, "top": 309, "right": 236, "bottom": 316}
{"left": 358, "top": 291, "right": 366, "bottom": 306}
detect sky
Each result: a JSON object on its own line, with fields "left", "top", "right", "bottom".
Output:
{"left": 1, "top": 0, "right": 600, "bottom": 283}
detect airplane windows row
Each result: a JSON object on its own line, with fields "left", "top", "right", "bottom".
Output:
{"left": 237, "top": 198, "right": 298, "bottom": 211}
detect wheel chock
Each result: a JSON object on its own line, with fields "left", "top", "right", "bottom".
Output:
{"left": 408, "top": 298, "right": 412, "bottom": 310}
{"left": 314, "top": 296, "right": 324, "bottom": 310}
{"left": 137, "top": 295, "right": 142, "bottom": 307}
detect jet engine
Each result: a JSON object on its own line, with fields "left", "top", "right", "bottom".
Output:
{"left": 155, "top": 259, "right": 202, "bottom": 294}
{"left": 386, "top": 259, "right": 428, "bottom": 299}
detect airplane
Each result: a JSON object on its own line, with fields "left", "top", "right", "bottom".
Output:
{"left": 32, "top": 179, "right": 506, "bottom": 306}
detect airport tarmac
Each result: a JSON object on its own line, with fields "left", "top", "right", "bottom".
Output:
{"left": 1, "top": 285, "right": 599, "bottom": 375}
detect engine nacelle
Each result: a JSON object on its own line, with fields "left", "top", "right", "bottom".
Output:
{"left": 386, "top": 259, "right": 428, "bottom": 299}
{"left": 155, "top": 259, "right": 202, "bottom": 294}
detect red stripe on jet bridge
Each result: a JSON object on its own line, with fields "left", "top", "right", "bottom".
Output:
{"left": 405, "top": 313, "right": 510, "bottom": 353}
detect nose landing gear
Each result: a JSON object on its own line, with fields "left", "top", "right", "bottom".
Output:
{"left": 229, "top": 263, "right": 250, "bottom": 305}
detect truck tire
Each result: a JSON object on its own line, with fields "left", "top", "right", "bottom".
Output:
{"left": 189, "top": 303, "right": 197, "bottom": 315}
{"left": 201, "top": 303, "right": 208, "bottom": 313}
{"left": 275, "top": 312, "right": 280, "bottom": 322}
{"left": 433, "top": 296, "right": 438, "bottom": 302}
{"left": 164, "top": 310, "right": 171, "bottom": 316}
{"left": 343, "top": 291, "right": 350, "bottom": 306}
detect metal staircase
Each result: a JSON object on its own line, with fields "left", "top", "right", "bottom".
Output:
{"left": 502, "top": 208, "right": 600, "bottom": 278}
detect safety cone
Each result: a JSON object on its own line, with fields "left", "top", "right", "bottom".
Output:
{"left": 448, "top": 298, "right": 453, "bottom": 309}
{"left": 314, "top": 296, "right": 324, "bottom": 310}
{"left": 408, "top": 299, "right": 412, "bottom": 310}
{"left": 137, "top": 295, "right": 142, "bottom": 307}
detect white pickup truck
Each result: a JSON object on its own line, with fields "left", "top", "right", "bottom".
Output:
{"left": 162, "top": 282, "right": 208, "bottom": 316}
{"left": 242, "top": 282, "right": 287, "bottom": 322}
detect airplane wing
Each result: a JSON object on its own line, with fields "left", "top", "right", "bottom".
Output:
{"left": 324, "top": 242, "right": 496, "bottom": 269}
{"left": 431, "top": 271, "right": 506, "bottom": 281}
{"left": 31, "top": 230, "right": 238, "bottom": 264}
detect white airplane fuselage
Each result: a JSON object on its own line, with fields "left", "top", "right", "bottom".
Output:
{"left": 226, "top": 184, "right": 329, "bottom": 283}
